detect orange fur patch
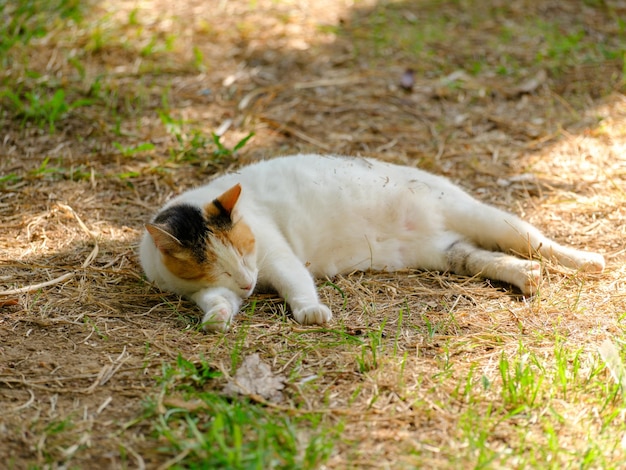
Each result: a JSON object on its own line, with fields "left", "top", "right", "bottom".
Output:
{"left": 162, "top": 250, "right": 215, "bottom": 281}
{"left": 203, "top": 203, "right": 222, "bottom": 218}
{"left": 229, "top": 220, "right": 255, "bottom": 255}
{"left": 204, "top": 184, "right": 242, "bottom": 218}
{"left": 217, "top": 184, "right": 242, "bottom": 214}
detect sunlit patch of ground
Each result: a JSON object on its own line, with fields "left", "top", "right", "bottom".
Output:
{"left": 1, "top": 0, "right": 625, "bottom": 468}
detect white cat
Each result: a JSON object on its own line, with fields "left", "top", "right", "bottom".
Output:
{"left": 139, "top": 154, "right": 605, "bottom": 331}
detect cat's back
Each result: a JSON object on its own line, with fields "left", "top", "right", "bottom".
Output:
{"left": 172, "top": 154, "right": 456, "bottom": 223}
{"left": 236, "top": 154, "right": 445, "bottom": 197}
{"left": 232, "top": 154, "right": 398, "bottom": 188}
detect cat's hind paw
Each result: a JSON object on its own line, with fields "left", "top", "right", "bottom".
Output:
{"left": 504, "top": 259, "right": 541, "bottom": 296}
{"left": 552, "top": 248, "right": 605, "bottom": 273}
{"left": 519, "top": 260, "right": 542, "bottom": 296}
{"left": 292, "top": 303, "right": 332, "bottom": 325}
{"left": 572, "top": 252, "right": 605, "bottom": 273}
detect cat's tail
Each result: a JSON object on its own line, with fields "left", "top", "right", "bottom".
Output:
{"left": 442, "top": 195, "right": 605, "bottom": 273}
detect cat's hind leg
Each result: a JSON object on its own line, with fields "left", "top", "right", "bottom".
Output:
{"left": 535, "top": 242, "right": 605, "bottom": 273}
{"left": 445, "top": 239, "right": 542, "bottom": 295}
{"left": 443, "top": 197, "right": 605, "bottom": 273}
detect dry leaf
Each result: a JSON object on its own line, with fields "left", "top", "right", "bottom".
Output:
{"left": 163, "top": 396, "right": 206, "bottom": 412}
{"left": 496, "top": 173, "right": 539, "bottom": 188}
{"left": 223, "top": 353, "right": 286, "bottom": 403}
{"left": 511, "top": 69, "right": 547, "bottom": 95}
{"left": 599, "top": 339, "right": 626, "bottom": 396}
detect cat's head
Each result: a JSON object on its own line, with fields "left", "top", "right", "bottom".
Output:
{"left": 145, "top": 184, "right": 257, "bottom": 298}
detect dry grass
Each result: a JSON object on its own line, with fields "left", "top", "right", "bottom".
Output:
{"left": 1, "top": 0, "right": 626, "bottom": 468}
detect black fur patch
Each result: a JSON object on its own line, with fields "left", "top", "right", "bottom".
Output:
{"left": 153, "top": 204, "right": 209, "bottom": 255}
{"left": 207, "top": 201, "right": 233, "bottom": 230}
{"left": 212, "top": 198, "right": 229, "bottom": 217}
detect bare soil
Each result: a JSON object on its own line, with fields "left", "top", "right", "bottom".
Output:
{"left": 1, "top": 0, "right": 625, "bottom": 468}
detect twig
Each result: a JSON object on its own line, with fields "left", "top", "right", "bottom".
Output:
{"left": 0, "top": 272, "right": 75, "bottom": 296}
{"left": 82, "top": 346, "right": 129, "bottom": 394}
{"left": 0, "top": 204, "right": 100, "bottom": 296}
{"left": 55, "top": 203, "right": 97, "bottom": 239}
{"left": 260, "top": 117, "right": 332, "bottom": 151}
{"left": 96, "top": 396, "right": 113, "bottom": 415}
{"left": 55, "top": 203, "right": 99, "bottom": 269}
{"left": 124, "top": 444, "right": 147, "bottom": 470}
{"left": 293, "top": 76, "right": 365, "bottom": 90}
{"left": 156, "top": 448, "right": 191, "bottom": 470}
{"left": 7, "top": 389, "right": 35, "bottom": 414}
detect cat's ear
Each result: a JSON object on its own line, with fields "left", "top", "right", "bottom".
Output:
{"left": 205, "top": 183, "right": 242, "bottom": 218}
{"left": 145, "top": 223, "right": 183, "bottom": 254}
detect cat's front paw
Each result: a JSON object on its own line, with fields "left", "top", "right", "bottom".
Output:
{"left": 292, "top": 303, "right": 332, "bottom": 325}
{"left": 201, "top": 300, "right": 233, "bottom": 332}
{"left": 191, "top": 288, "right": 241, "bottom": 332}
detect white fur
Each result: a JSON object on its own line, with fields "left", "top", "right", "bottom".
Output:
{"left": 140, "top": 154, "right": 605, "bottom": 331}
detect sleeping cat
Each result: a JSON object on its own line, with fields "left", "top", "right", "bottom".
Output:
{"left": 139, "top": 154, "right": 605, "bottom": 331}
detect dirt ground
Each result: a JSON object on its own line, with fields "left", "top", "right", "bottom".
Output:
{"left": 1, "top": 0, "right": 626, "bottom": 468}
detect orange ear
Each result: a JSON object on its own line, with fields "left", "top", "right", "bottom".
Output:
{"left": 146, "top": 223, "right": 182, "bottom": 254}
{"left": 207, "top": 183, "right": 242, "bottom": 218}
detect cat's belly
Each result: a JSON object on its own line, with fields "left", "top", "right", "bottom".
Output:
{"left": 303, "top": 233, "right": 441, "bottom": 278}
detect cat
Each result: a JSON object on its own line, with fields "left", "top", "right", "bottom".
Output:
{"left": 139, "top": 154, "right": 605, "bottom": 331}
